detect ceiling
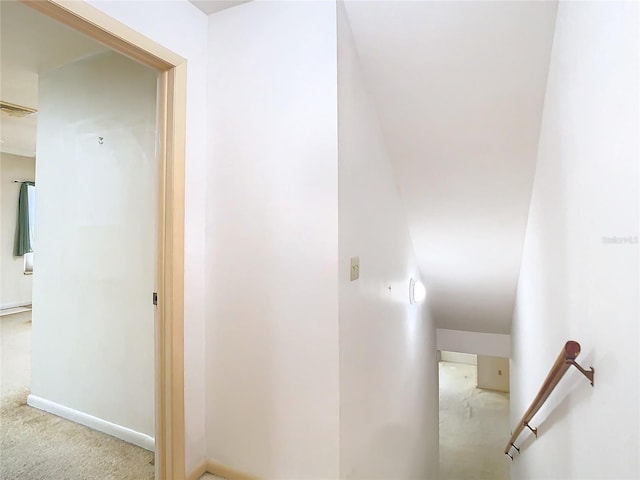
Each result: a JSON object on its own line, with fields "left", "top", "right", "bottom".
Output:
{"left": 190, "top": 0, "right": 252, "bottom": 15}
{"left": 344, "top": 1, "right": 558, "bottom": 334}
{"left": 0, "top": 1, "right": 106, "bottom": 157}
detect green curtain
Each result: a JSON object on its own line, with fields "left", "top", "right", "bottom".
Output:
{"left": 14, "top": 182, "right": 34, "bottom": 256}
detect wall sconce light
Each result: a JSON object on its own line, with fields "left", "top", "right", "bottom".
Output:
{"left": 409, "top": 278, "right": 426, "bottom": 304}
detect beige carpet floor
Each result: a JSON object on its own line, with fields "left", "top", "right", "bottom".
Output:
{"left": 1, "top": 312, "right": 155, "bottom": 479}
{"left": 439, "top": 361, "right": 510, "bottom": 480}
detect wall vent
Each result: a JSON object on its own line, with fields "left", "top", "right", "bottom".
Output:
{"left": 0, "top": 101, "right": 37, "bottom": 118}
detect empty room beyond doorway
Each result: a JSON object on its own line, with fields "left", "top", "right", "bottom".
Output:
{"left": 439, "top": 351, "right": 510, "bottom": 480}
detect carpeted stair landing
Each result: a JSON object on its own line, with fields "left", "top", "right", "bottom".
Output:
{"left": 0, "top": 387, "right": 154, "bottom": 480}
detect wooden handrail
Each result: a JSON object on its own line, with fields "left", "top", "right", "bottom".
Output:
{"left": 504, "top": 340, "right": 594, "bottom": 459}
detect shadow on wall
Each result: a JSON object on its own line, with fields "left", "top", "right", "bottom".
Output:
{"left": 348, "top": 425, "right": 422, "bottom": 479}
{"left": 207, "top": 296, "right": 278, "bottom": 474}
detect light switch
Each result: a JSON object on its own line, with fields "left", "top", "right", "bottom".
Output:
{"left": 350, "top": 256, "right": 360, "bottom": 281}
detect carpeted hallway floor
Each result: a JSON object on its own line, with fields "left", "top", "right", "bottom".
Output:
{"left": 1, "top": 311, "right": 155, "bottom": 479}
{"left": 439, "top": 361, "right": 510, "bottom": 480}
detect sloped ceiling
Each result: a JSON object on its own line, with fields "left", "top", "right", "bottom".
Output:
{"left": 0, "top": 1, "right": 106, "bottom": 157}
{"left": 344, "top": 1, "right": 558, "bottom": 334}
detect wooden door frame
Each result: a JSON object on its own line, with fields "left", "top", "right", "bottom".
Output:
{"left": 20, "top": 1, "right": 187, "bottom": 479}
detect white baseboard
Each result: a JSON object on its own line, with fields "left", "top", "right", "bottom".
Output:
{"left": 186, "top": 461, "right": 208, "bottom": 480}
{"left": 186, "top": 459, "right": 261, "bottom": 480}
{"left": 206, "top": 459, "right": 261, "bottom": 480}
{"left": 27, "top": 394, "right": 155, "bottom": 452}
{"left": 0, "top": 301, "right": 32, "bottom": 310}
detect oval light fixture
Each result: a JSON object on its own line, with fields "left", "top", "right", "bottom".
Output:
{"left": 409, "top": 278, "right": 426, "bottom": 304}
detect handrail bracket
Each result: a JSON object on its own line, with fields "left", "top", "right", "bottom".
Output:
{"left": 524, "top": 422, "right": 537, "bottom": 437}
{"left": 566, "top": 360, "right": 595, "bottom": 386}
{"left": 504, "top": 341, "right": 595, "bottom": 459}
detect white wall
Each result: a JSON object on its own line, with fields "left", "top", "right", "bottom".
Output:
{"left": 511, "top": 2, "right": 638, "bottom": 478}
{"left": 0, "top": 153, "right": 35, "bottom": 309}
{"left": 87, "top": 0, "right": 209, "bottom": 469}
{"left": 441, "top": 351, "right": 477, "bottom": 365}
{"left": 437, "top": 328, "right": 511, "bottom": 358}
{"left": 31, "top": 52, "right": 157, "bottom": 438}
{"left": 206, "top": 2, "right": 339, "bottom": 478}
{"left": 337, "top": 5, "right": 439, "bottom": 478}
{"left": 477, "top": 355, "right": 509, "bottom": 392}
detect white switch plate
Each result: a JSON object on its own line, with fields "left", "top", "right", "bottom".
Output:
{"left": 350, "top": 256, "right": 360, "bottom": 281}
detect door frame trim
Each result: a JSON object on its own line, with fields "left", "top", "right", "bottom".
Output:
{"left": 20, "top": 1, "right": 187, "bottom": 478}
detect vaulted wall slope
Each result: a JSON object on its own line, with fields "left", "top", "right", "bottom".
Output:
{"left": 338, "top": 4, "right": 439, "bottom": 478}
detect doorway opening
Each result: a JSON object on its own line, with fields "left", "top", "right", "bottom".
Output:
{"left": 0, "top": 1, "right": 186, "bottom": 479}
{"left": 438, "top": 350, "right": 510, "bottom": 480}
